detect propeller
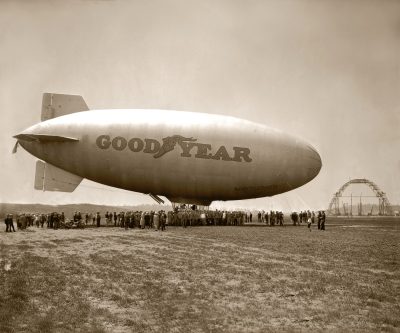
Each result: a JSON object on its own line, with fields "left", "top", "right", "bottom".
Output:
{"left": 12, "top": 140, "right": 19, "bottom": 154}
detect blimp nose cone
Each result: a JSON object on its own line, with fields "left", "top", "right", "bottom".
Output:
{"left": 14, "top": 122, "right": 41, "bottom": 139}
{"left": 305, "top": 145, "right": 322, "bottom": 181}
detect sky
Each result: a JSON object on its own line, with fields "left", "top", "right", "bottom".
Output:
{"left": 0, "top": 0, "right": 399, "bottom": 211}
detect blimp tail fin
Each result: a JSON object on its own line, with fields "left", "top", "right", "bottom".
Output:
{"left": 41, "top": 93, "right": 89, "bottom": 121}
{"left": 34, "top": 160, "right": 83, "bottom": 192}
{"left": 14, "top": 133, "right": 79, "bottom": 142}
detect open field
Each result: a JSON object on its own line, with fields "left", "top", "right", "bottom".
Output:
{"left": 1, "top": 218, "right": 399, "bottom": 332}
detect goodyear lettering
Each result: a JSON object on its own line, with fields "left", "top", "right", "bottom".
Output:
{"left": 232, "top": 147, "right": 252, "bottom": 162}
{"left": 211, "top": 146, "right": 232, "bottom": 161}
{"left": 143, "top": 139, "right": 161, "bottom": 154}
{"left": 96, "top": 135, "right": 111, "bottom": 149}
{"left": 112, "top": 136, "right": 127, "bottom": 151}
{"left": 180, "top": 142, "right": 197, "bottom": 158}
{"left": 194, "top": 143, "right": 212, "bottom": 159}
{"left": 128, "top": 138, "right": 144, "bottom": 152}
{"left": 95, "top": 134, "right": 252, "bottom": 163}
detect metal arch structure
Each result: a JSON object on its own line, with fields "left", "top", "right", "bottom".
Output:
{"left": 328, "top": 178, "right": 394, "bottom": 216}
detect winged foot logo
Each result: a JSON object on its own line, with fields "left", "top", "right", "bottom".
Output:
{"left": 153, "top": 135, "right": 197, "bottom": 158}
{"left": 96, "top": 134, "right": 252, "bottom": 162}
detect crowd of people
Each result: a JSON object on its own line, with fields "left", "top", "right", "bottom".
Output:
{"left": 256, "top": 211, "right": 285, "bottom": 226}
{"left": 3, "top": 208, "right": 326, "bottom": 232}
{"left": 290, "top": 210, "right": 326, "bottom": 230}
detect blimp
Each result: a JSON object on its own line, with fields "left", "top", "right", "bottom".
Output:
{"left": 13, "top": 93, "right": 322, "bottom": 206}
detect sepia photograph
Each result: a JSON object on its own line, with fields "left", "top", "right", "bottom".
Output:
{"left": 0, "top": 0, "right": 399, "bottom": 332}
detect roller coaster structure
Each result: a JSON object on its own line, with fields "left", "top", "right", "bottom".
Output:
{"left": 328, "top": 178, "right": 393, "bottom": 216}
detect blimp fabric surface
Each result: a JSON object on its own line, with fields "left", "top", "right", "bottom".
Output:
{"left": 17, "top": 109, "right": 321, "bottom": 202}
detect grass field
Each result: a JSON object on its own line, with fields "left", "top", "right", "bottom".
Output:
{"left": 1, "top": 217, "right": 399, "bottom": 332}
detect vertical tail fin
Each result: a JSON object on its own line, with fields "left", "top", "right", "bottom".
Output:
{"left": 41, "top": 93, "right": 89, "bottom": 121}
{"left": 34, "top": 160, "right": 83, "bottom": 192}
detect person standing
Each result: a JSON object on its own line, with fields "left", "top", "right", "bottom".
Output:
{"left": 46, "top": 214, "right": 50, "bottom": 228}
{"left": 124, "top": 212, "right": 129, "bottom": 230}
{"left": 21, "top": 214, "right": 27, "bottom": 230}
{"left": 317, "top": 211, "right": 322, "bottom": 230}
{"left": 4, "top": 214, "right": 9, "bottom": 232}
{"left": 34, "top": 214, "right": 39, "bottom": 228}
{"left": 150, "top": 211, "right": 154, "bottom": 229}
{"left": 321, "top": 211, "right": 326, "bottom": 230}
{"left": 96, "top": 212, "right": 101, "bottom": 227}
{"left": 307, "top": 216, "right": 312, "bottom": 232}
{"left": 5, "top": 214, "right": 16, "bottom": 232}
{"left": 4, "top": 214, "right": 11, "bottom": 232}
{"left": 153, "top": 212, "right": 160, "bottom": 231}
{"left": 10, "top": 214, "right": 16, "bottom": 232}
{"left": 120, "top": 212, "right": 125, "bottom": 228}
{"left": 140, "top": 211, "right": 145, "bottom": 229}
{"left": 222, "top": 211, "right": 227, "bottom": 225}
{"left": 53, "top": 213, "right": 59, "bottom": 230}
{"left": 291, "top": 211, "right": 298, "bottom": 226}
{"left": 160, "top": 211, "right": 166, "bottom": 231}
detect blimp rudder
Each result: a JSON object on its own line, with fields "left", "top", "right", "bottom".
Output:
{"left": 41, "top": 93, "right": 89, "bottom": 121}
{"left": 34, "top": 160, "right": 83, "bottom": 192}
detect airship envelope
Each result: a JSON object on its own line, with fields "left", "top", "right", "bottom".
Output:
{"left": 14, "top": 93, "right": 322, "bottom": 205}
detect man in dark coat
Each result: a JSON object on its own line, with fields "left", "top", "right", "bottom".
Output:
{"left": 5, "top": 214, "right": 16, "bottom": 232}
{"left": 321, "top": 211, "right": 326, "bottom": 230}
{"left": 317, "top": 211, "right": 322, "bottom": 230}
{"left": 96, "top": 212, "right": 101, "bottom": 227}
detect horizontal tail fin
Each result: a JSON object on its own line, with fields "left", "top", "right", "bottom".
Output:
{"left": 41, "top": 93, "right": 89, "bottom": 121}
{"left": 34, "top": 161, "right": 83, "bottom": 192}
{"left": 14, "top": 133, "right": 79, "bottom": 143}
